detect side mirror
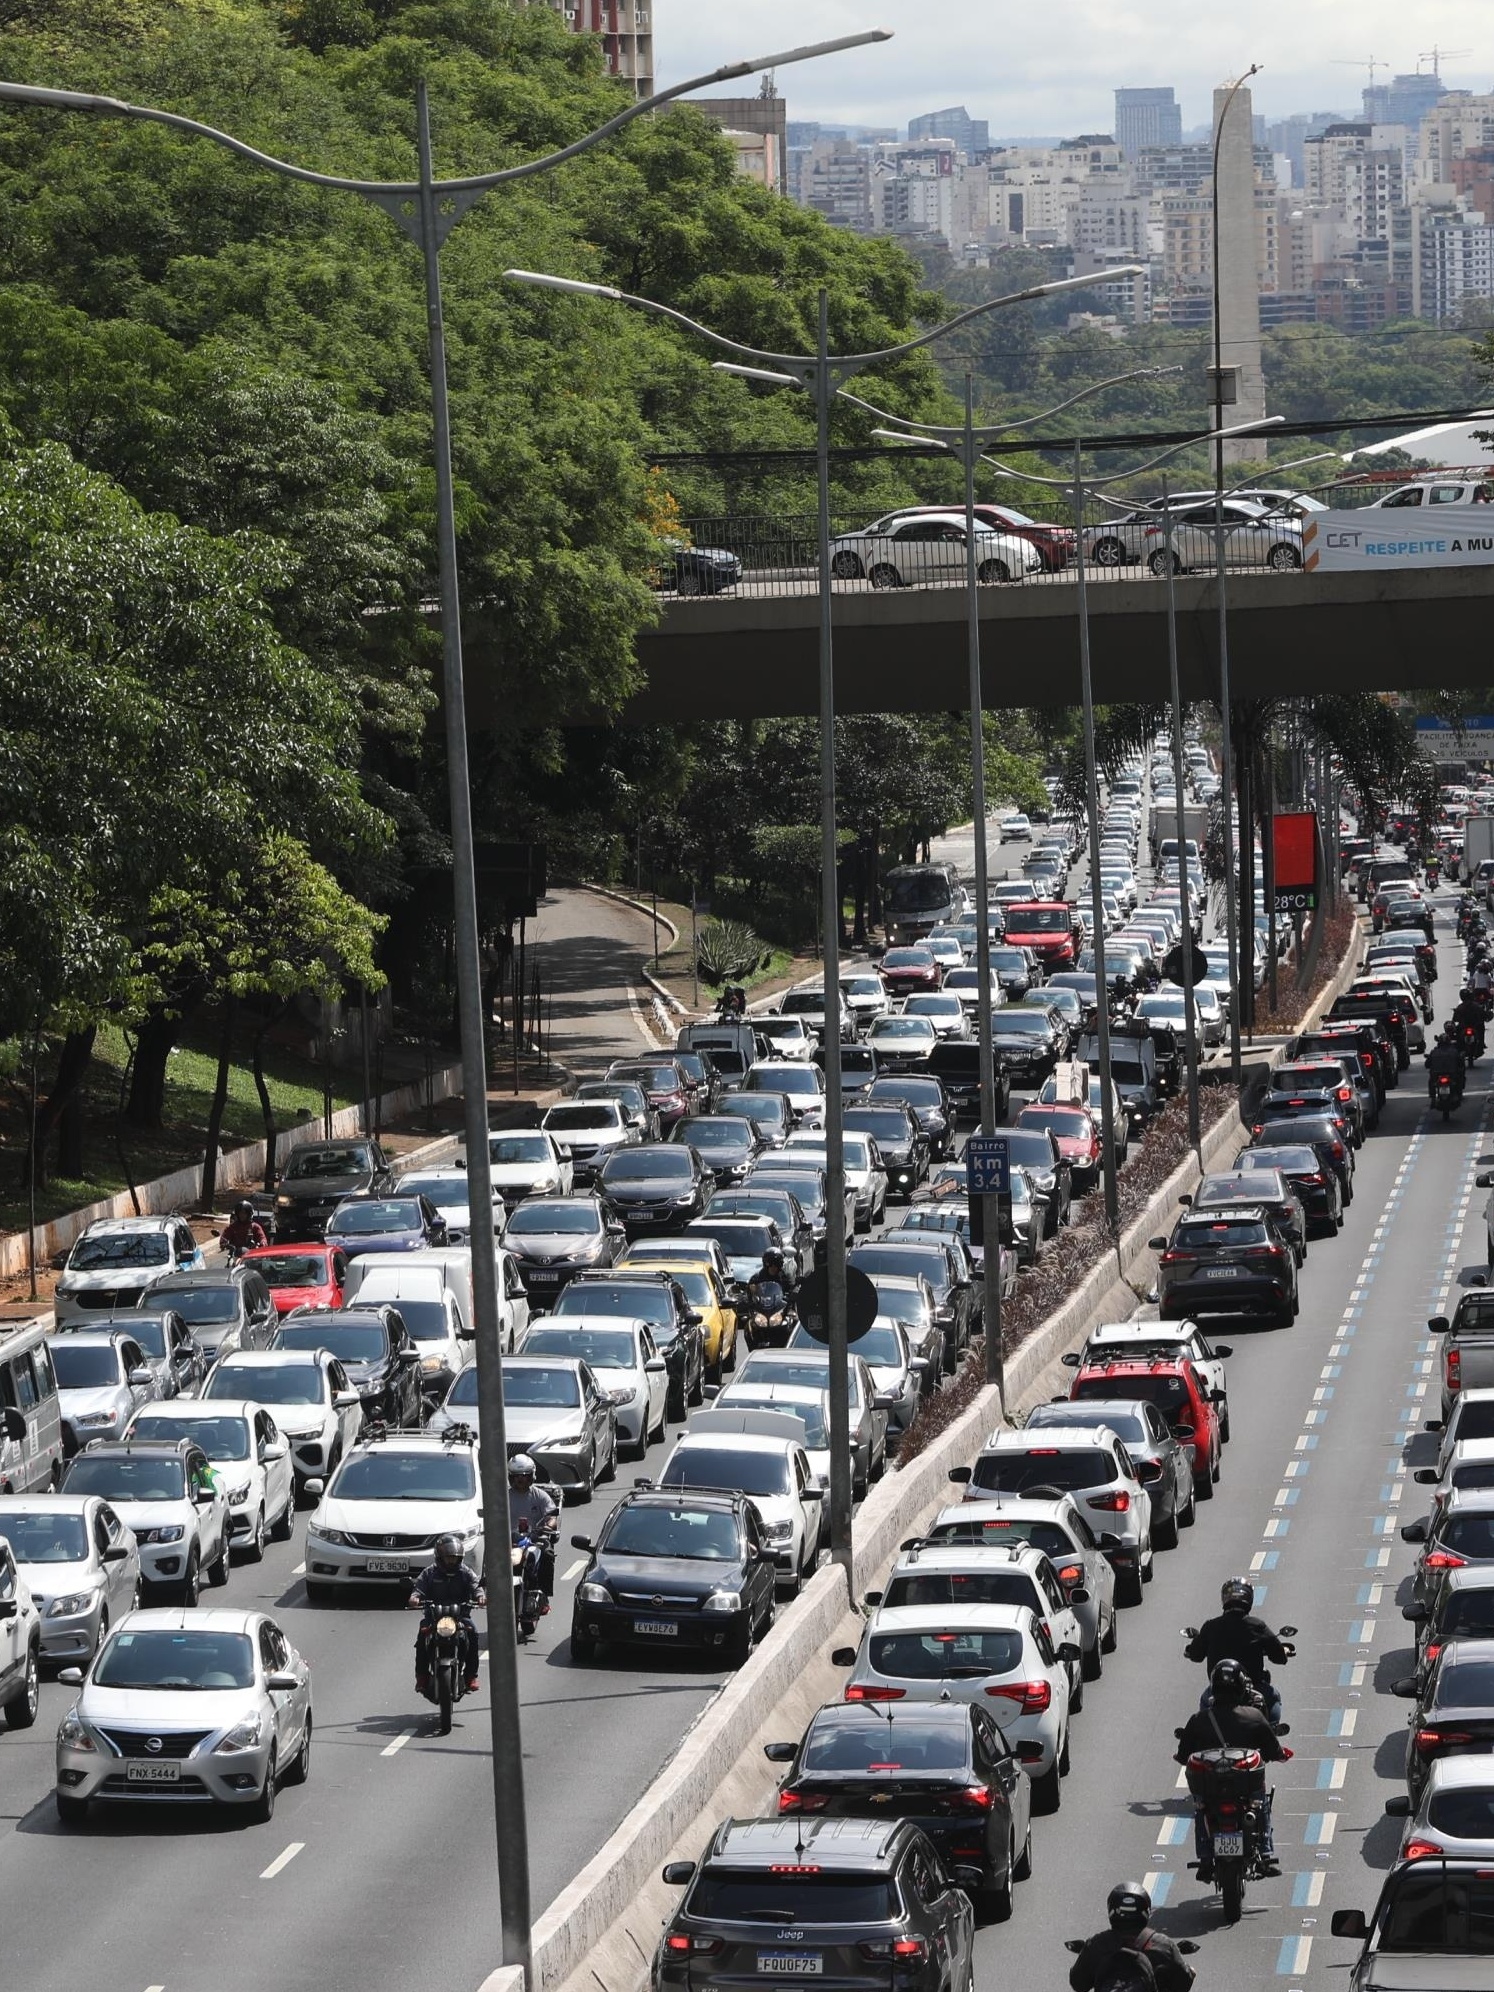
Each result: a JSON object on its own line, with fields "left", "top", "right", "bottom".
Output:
{"left": 103, "top": 1543, "right": 130, "bottom": 1563}
{"left": 1401, "top": 1520, "right": 1428, "bottom": 1544}
{"left": 1384, "top": 1795, "right": 1413, "bottom": 1816}
{"left": 948, "top": 1466, "right": 972, "bottom": 1484}
{"left": 645, "top": 1359, "right": 668, "bottom": 1374}
{"left": 873, "top": 1393, "right": 897, "bottom": 1411}
{"left": 1426, "top": 1419, "right": 1445, "bottom": 1433}
{"left": 303, "top": 1477, "right": 325, "bottom": 1498}
{"left": 1060, "top": 1352, "right": 1080, "bottom": 1367}
{"left": 1148, "top": 1236, "right": 1168, "bottom": 1251}
{"left": 1330, "top": 1911, "right": 1368, "bottom": 1941}
{"left": 1177, "top": 1193, "right": 1193, "bottom": 1207}
{"left": 1058, "top": 1642, "right": 1081, "bottom": 1662}
{"left": 267, "top": 1670, "right": 300, "bottom": 1692}
{"left": 1213, "top": 1345, "right": 1234, "bottom": 1359}
{"left": 830, "top": 1647, "right": 858, "bottom": 1667}
{"left": 1479, "top": 1175, "right": 1494, "bottom": 1190}
{"left": 1064, "top": 1941, "right": 1085, "bottom": 1955}
{"left": 1428, "top": 1317, "right": 1451, "bottom": 1334}
{"left": 1176, "top": 1941, "right": 1199, "bottom": 1957}
{"left": 127, "top": 1367, "right": 153, "bottom": 1388}
{"left": 1096, "top": 1532, "right": 1122, "bottom": 1551}
{"left": 58, "top": 1666, "right": 84, "bottom": 1685}
{"left": 662, "top": 1862, "right": 696, "bottom": 1887}
{"left": 334, "top": 1389, "right": 360, "bottom": 1408}
{"left": 570, "top": 1534, "right": 595, "bottom": 1553}
{"left": 1414, "top": 1468, "right": 1439, "bottom": 1485}
{"left": 864, "top": 1590, "right": 884, "bottom": 1607}
{"left": 262, "top": 1443, "right": 287, "bottom": 1463}
{"left": 1390, "top": 1677, "right": 1420, "bottom": 1697}
{"left": 1173, "top": 1425, "right": 1196, "bottom": 1443}
{"left": 0, "top": 1598, "right": 15, "bottom": 1621}
{"left": 1402, "top": 1604, "right": 1428, "bottom": 1623}
{"left": 763, "top": 1741, "right": 797, "bottom": 1763}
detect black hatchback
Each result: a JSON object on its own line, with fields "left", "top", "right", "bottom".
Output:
{"left": 1231, "top": 1143, "right": 1342, "bottom": 1237}
{"left": 271, "top": 1308, "right": 424, "bottom": 1426}
{"left": 655, "top": 1817, "right": 976, "bottom": 1992}
{"left": 765, "top": 1701, "right": 1029, "bottom": 1922}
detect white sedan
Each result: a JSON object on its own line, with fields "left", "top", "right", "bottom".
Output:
{"left": 829, "top": 512, "right": 1042, "bottom": 588}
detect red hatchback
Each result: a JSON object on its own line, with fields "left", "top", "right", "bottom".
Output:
{"left": 1068, "top": 1356, "right": 1222, "bottom": 1490}
{"left": 1016, "top": 1102, "right": 1102, "bottom": 1190}
{"left": 241, "top": 1241, "right": 348, "bottom": 1317}
{"left": 879, "top": 947, "right": 943, "bottom": 996}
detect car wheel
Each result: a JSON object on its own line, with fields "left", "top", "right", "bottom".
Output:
{"left": 1195, "top": 1467, "right": 1214, "bottom": 1502}
{"left": 983, "top": 1844, "right": 1015, "bottom": 1923}
{"left": 868, "top": 563, "right": 901, "bottom": 590}
{"left": 1116, "top": 1565, "right": 1144, "bottom": 1607}
{"left": 1058, "top": 1726, "right": 1072, "bottom": 1776}
{"left": 688, "top": 1361, "right": 705, "bottom": 1408}
{"left": 1014, "top": 1818, "right": 1033, "bottom": 1881}
{"left": 1031, "top": 1760, "right": 1062, "bottom": 1814}
{"left": 180, "top": 1552, "right": 201, "bottom": 1608}
{"left": 1091, "top": 536, "right": 1126, "bottom": 567}
{"left": 727, "top": 1612, "right": 757, "bottom": 1668}
{"left": 1178, "top": 1483, "right": 1197, "bottom": 1529}
{"left": 3, "top": 1641, "right": 40, "bottom": 1730}
{"left": 1081, "top": 1632, "right": 1103, "bottom": 1681}
{"left": 1266, "top": 542, "right": 1302, "bottom": 570}
{"left": 209, "top": 1530, "right": 232, "bottom": 1587}
{"left": 600, "top": 1427, "right": 617, "bottom": 1483}
{"left": 977, "top": 558, "right": 1011, "bottom": 585}
{"left": 778, "top": 1559, "right": 802, "bottom": 1602}
{"left": 248, "top": 1747, "right": 277, "bottom": 1825}
{"left": 304, "top": 1581, "right": 334, "bottom": 1605}
{"left": 1153, "top": 1504, "right": 1180, "bottom": 1551}
{"left": 241, "top": 1508, "right": 266, "bottom": 1564}
{"left": 1069, "top": 1669, "right": 1085, "bottom": 1715}
{"left": 56, "top": 1790, "right": 89, "bottom": 1825}
{"left": 570, "top": 1628, "right": 598, "bottom": 1663}
{"left": 675, "top": 567, "right": 705, "bottom": 597}
{"left": 830, "top": 551, "right": 863, "bottom": 580}
{"left": 1148, "top": 548, "right": 1183, "bottom": 576}
{"left": 284, "top": 1712, "right": 312, "bottom": 1786}
{"left": 271, "top": 1494, "right": 295, "bottom": 1543}
{"left": 1101, "top": 1606, "right": 1119, "bottom": 1653}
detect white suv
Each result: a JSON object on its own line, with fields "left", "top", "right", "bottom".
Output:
{"left": 59, "top": 1438, "right": 231, "bottom": 1605}
{"left": 53, "top": 1217, "right": 204, "bottom": 1325}
{"left": 0, "top": 1534, "right": 42, "bottom": 1733}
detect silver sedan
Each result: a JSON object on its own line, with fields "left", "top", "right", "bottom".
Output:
{"left": 0, "top": 1495, "right": 140, "bottom": 1667}
{"left": 55, "top": 1606, "right": 312, "bottom": 1824}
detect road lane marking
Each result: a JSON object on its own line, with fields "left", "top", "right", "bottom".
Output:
{"left": 381, "top": 1727, "right": 417, "bottom": 1758}
{"left": 1316, "top": 1758, "right": 1348, "bottom": 1790}
{"left": 260, "top": 1841, "right": 304, "bottom": 1880}
{"left": 1293, "top": 1871, "right": 1325, "bottom": 1907}
{"left": 563, "top": 1558, "right": 587, "bottom": 1581}
{"left": 1327, "top": 1707, "right": 1358, "bottom": 1738}
{"left": 1142, "top": 1870, "right": 1173, "bottom": 1905}
{"left": 1277, "top": 1934, "right": 1312, "bottom": 1976}
{"left": 293, "top": 1563, "right": 305, "bottom": 1576}
{"left": 1156, "top": 1815, "right": 1190, "bottom": 1846}
{"left": 1305, "top": 1813, "right": 1337, "bottom": 1846}
{"left": 1348, "top": 1619, "right": 1375, "bottom": 1646}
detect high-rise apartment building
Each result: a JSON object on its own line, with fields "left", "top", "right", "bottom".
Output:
{"left": 1364, "top": 72, "right": 1446, "bottom": 131}
{"left": 907, "top": 106, "right": 990, "bottom": 158}
{"left": 538, "top": 0, "right": 654, "bottom": 99}
{"left": 1114, "top": 87, "right": 1182, "bottom": 158}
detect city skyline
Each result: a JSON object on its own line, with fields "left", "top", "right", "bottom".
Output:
{"left": 665, "top": 0, "right": 1489, "bottom": 137}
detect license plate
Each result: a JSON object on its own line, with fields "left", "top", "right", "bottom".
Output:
{"left": 365, "top": 1559, "right": 409, "bottom": 1575}
{"left": 529, "top": 1271, "right": 559, "bottom": 1283}
{"left": 125, "top": 1761, "right": 180, "bottom": 1785}
{"left": 1202, "top": 1266, "right": 1240, "bottom": 1279}
{"left": 1213, "top": 1831, "right": 1244, "bottom": 1857}
{"left": 758, "top": 1958, "right": 821, "bottom": 1976}
{"left": 633, "top": 1619, "right": 678, "bottom": 1637}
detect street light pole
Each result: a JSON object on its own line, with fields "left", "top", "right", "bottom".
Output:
{"left": 1159, "top": 479, "right": 1202, "bottom": 1155}
{"left": 0, "top": 34, "right": 896, "bottom": 1986}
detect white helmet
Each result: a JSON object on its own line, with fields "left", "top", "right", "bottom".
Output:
{"left": 509, "top": 1454, "right": 537, "bottom": 1481}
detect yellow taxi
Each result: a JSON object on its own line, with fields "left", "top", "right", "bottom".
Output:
{"left": 617, "top": 1248, "right": 739, "bottom": 1378}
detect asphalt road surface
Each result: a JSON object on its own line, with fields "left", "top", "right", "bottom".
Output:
{"left": 527, "top": 885, "right": 661, "bottom": 1077}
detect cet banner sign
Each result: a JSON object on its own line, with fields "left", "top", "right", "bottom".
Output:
{"left": 1417, "top": 717, "right": 1494, "bottom": 762}
{"left": 1303, "top": 505, "right": 1494, "bottom": 572}
{"left": 1272, "top": 810, "right": 1318, "bottom": 915}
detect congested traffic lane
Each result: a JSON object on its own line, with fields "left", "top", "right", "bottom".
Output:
{"left": 973, "top": 901, "right": 1471, "bottom": 1989}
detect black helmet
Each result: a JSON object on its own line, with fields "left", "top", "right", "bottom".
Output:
{"left": 1221, "top": 1576, "right": 1254, "bottom": 1614}
{"left": 435, "top": 1533, "right": 463, "bottom": 1567}
{"left": 233, "top": 1200, "right": 254, "bottom": 1221}
{"left": 763, "top": 1249, "right": 784, "bottom": 1268}
{"left": 1211, "top": 1657, "right": 1249, "bottom": 1704}
{"left": 1107, "top": 1882, "right": 1151, "bottom": 1933}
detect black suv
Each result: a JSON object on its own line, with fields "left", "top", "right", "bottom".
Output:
{"left": 272, "top": 1138, "right": 394, "bottom": 1241}
{"left": 868, "top": 1076, "right": 956, "bottom": 1162}
{"left": 146, "top": 1268, "right": 278, "bottom": 1363}
{"left": 655, "top": 1817, "right": 976, "bottom": 1992}
{"left": 270, "top": 1308, "right": 423, "bottom": 1427}
{"left": 844, "top": 1104, "right": 929, "bottom": 1200}
{"left": 765, "top": 1701, "right": 1029, "bottom": 1921}
{"left": 569, "top": 1487, "right": 776, "bottom": 1665}
{"left": 556, "top": 1271, "right": 705, "bottom": 1420}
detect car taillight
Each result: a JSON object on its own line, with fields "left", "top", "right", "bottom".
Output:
{"left": 987, "top": 1679, "right": 1052, "bottom": 1713}
{"left": 959, "top": 1784, "right": 994, "bottom": 1811}
{"left": 1404, "top": 1839, "right": 1442, "bottom": 1860}
{"left": 1425, "top": 1551, "right": 1467, "bottom": 1570}
{"left": 893, "top": 1940, "right": 927, "bottom": 1959}
{"left": 1159, "top": 1250, "right": 1185, "bottom": 1264}
{"left": 1416, "top": 1727, "right": 1474, "bottom": 1754}
{"left": 1337, "top": 1086, "right": 1353, "bottom": 1101}
{"left": 666, "top": 1936, "right": 691, "bottom": 1953}
{"left": 1055, "top": 1562, "right": 1084, "bottom": 1587}
{"left": 859, "top": 1941, "right": 928, "bottom": 1962}
{"left": 1426, "top": 1642, "right": 1443, "bottom": 1663}
{"left": 1089, "top": 1489, "right": 1131, "bottom": 1512}
{"left": 1250, "top": 1123, "right": 1265, "bottom": 1136}
{"left": 1301, "top": 1171, "right": 1325, "bottom": 1184}
{"left": 778, "top": 1790, "right": 828, "bottom": 1813}
{"left": 846, "top": 1685, "right": 905, "bottom": 1702}
{"left": 1331, "top": 1142, "right": 1346, "bottom": 1160}
{"left": 1448, "top": 1349, "right": 1462, "bottom": 1393}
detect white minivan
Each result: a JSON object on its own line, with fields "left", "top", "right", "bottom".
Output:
{"left": 0, "top": 1320, "right": 64, "bottom": 1493}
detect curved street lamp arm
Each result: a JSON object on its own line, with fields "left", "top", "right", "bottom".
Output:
{"left": 840, "top": 365, "right": 1182, "bottom": 445}
{"left": 979, "top": 416, "right": 1282, "bottom": 490}
{"left": 843, "top": 266, "right": 1146, "bottom": 368}
{"left": 0, "top": 32, "right": 893, "bottom": 197}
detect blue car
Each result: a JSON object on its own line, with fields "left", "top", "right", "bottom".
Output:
{"left": 323, "top": 1195, "right": 445, "bottom": 1260}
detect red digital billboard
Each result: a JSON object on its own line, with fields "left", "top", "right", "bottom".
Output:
{"left": 1272, "top": 811, "right": 1319, "bottom": 913}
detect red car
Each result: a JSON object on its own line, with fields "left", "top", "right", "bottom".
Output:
{"left": 1015, "top": 1102, "right": 1102, "bottom": 1190}
{"left": 901, "top": 502, "right": 1076, "bottom": 571}
{"left": 879, "top": 946, "right": 943, "bottom": 996}
{"left": 1001, "top": 900, "right": 1079, "bottom": 970}
{"left": 1068, "top": 1355, "right": 1222, "bottom": 1489}
{"left": 241, "top": 1241, "right": 348, "bottom": 1318}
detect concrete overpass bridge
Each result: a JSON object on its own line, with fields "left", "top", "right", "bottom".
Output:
{"left": 612, "top": 565, "right": 1493, "bottom": 721}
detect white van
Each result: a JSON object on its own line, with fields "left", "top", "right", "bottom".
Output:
{"left": 0, "top": 1320, "right": 64, "bottom": 1492}
{"left": 343, "top": 1245, "right": 530, "bottom": 1352}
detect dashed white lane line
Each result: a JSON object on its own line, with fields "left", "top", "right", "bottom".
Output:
{"left": 562, "top": 1557, "right": 587, "bottom": 1582}
{"left": 292, "top": 1563, "right": 305, "bottom": 1576}
{"left": 260, "top": 1841, "right": 304, "bottom": 1880}
{"left": 381, "top": 1727, "right": 418, "bottom": 1758}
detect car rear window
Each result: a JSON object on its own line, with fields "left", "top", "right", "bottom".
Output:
{"left": 972, "top": 1450, "right": 1113, "bottom": 1493}
{"left": 883, "top": 1571, "right": 1038, "bottom": 1611}
{"left": 1442, "top": 1591, "right": 1494, "bottom": 1640}
{"left": 1442, "top": 1517, "right": 1494, "bottom": 1559}
{"left": 1455, "top": 1403, "right": 1494, "bottom": 1444}
{"left": 928, "top": 1516, "right": 1076, "bottom": 1558}
{"left": 802, "top": 1721, "right": 969, "bottom": 1774}
{"left": 1074, "top": 1374, "right": 1191, "bottom": 1415}
{"left": 1436, "top": 1658, "right": 1494, "bottom": 1707}
{"left": 870, "top": 1629, "right": 1023, "bottom": 1679}
{"left": 1378, "top": 1868, "right": 1494, "bottom": 1952}
{"left": 1428, "top": 1787, "right": 1494, "bottom": 1837}
{"left": 687, "top": 1875, "right": 898, "bottom": 1924}
{"left": 1174, "top": 1220, "right": 1269, "bottom": 1247}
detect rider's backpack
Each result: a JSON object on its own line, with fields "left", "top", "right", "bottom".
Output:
{"left": 1092, "top": 1939, "right": 1159, "bottom": 1992}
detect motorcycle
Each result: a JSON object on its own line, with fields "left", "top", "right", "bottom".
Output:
{"left": 413, "top": 1600, "right": 479, "bottom": 1734}
{"left": 1064, "top": 1936, "right": 1199, "bottom": 1976}
{"left": 1179, "top": 1738, "right": 1292, "bottom": 1923}
{"left": 1427, "top": 866, "right": 1442, "bottom": 894}
{"left": 1431, "top": 1069, "right": 1464, "bottom": 1118}
{"left": 512, "top": 1531, "right": 548, "bottom": 1640}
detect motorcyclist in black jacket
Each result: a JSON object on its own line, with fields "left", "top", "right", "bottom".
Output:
{"left": 1176, "top": 1658, "right": 1287, "bottom": 1879}
{"left": 1067, "top": 1883, "right": 1196, "bottom": 1991}
{"left": 1428, "top": 1026, "right": 1467, "bottom": 1105}
{"left": 409, "top": 1533, "right": 485, "bottom": 1694}
{"left": 1184, "top": 1576, "right": 1292, "bottom": 1722}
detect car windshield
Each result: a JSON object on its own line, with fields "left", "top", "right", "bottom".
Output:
{"left": 555, "top": 1283, "right": 672, "bottom": 1328}
{"left": 851, "top": 1246, "right": 947, "bottom": 1288}
{"left": 1020, "top": 1108, "right": 1091, "bottom": 1137}
{"left": 604, "top": 1505, "right": 741, "bottom": 1560}
{"left": 120, "top": 1317, "right": 171, "bottom": 1358}
{"left": 842, "top": 977, "right": 883, "bottom": 998}
{"left": 602, "top": 1150, "right": 692, "bottom": 1183}
{"left": 330, "top": 1452, "right": 475, "bottom": 1501}
{"left": 792, "top": 1323, "right": 904, "bottom": 1367}
{"left": 884, "top": 1570, "right": 1039, "bottom": 1610}
{"left": 994, "top": 1014, "right": 1053, "bottom": 1037}
{"left": 613, "top": 1066, "right": 679, "bottom": 1091}
{"left": 1006, "top": 907, "right": 1070, "bottom": 932}
{"left": 1377, "top": 1868, "right": 1494, "bottom": 1952}
{"left": 286, "top": 1147, "right": 370, "bottom": 1180}
{"left": 331, "top": 1201, "right": 421, "bottom": 1236}
{"left": 394, "top": 1179, "right": 468, "bottom": 1209}
{"left": 1034, "top": 1403, "right": 1147, "bottom": 1443}
{"left": 719, "top": 1096, "right": 782, "bottom": 1125}
{"left": 683, "top": 1123, "right": 750, "bottom": 1152}
{"left": 738, "top": 1356, "right": 863, "bottom": 1409}
{"left": 661, "top": 1446, "right": 792, "bottom": 1497}
{"left": 210, "top": 1364, "right": 324, "bottom": 1407}
{"left": 503, "top": 1364, "right": 581, "bottom": 1406}
{"left": 690, "top": 1221, "right": 774, "bottom": 1254}
{"left": 845, "top": 1111, "right": 911, "bottom": 1143}
{"left": 725, "top": 1394, "right": 829, "bottom": 1446}
{"left": 508, "top": 1201, "right": 601, "bottom": 1237}
{"left": 545, "top": 1106, "right": 618, "bottom": 1131}
{"left": 873, "top": 1081, "right": 939, "bottom": 1108}
{"left": 523, "top": 1328, "right": 635, "bottom": 1370}
{"left": 687, "top": 1875, "right": 897, "bottom": 1923}
{"left": 94, "top": 1628, "right": 256, "bottom": 1691}
{"left": 398, "top": 1300, "right": 453, "bottom": 1342}
{"left": 50, "top": 1344, "right": 120, "bottom": 1389}
{"left": 869, "top": 1629, "right": 1022, "bottom": 1679}
{"left": 0, "top": 1513, "right": 88, "bottom": 1563}
{"left": 973, "top": 1451, "right": 1112, "bottom": 1493}
{"left": 489, "top": 1135, "right": 553, "bottom": 1165}
{"left": 63, "top": 1456, "right": 186, "bottom": 1502}
{"left": 250, "top": 1253, "right": 332, "bottom": 1288}
{"left": 156, "top": 1287, "right": 240, "bottom": 1325}
{"left": 275, "top": 1322, "right": 388, "bottom": 1361}
{"left": 872, "top": 1019, "right": 933, "bottom": 1040}
{"left": 129, "top": 1413, "right": 251, "bottom": 1461}
{"left": 69, "top": 1232, "right": 171, "bottom": 1271}
{"left": 928, "top": 1515, "right": 1076, "bottom": 1558}
{"left": 664, "top": 1271, "right": 714, "bottom": 1310}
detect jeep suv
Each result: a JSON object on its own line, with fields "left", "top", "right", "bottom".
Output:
{"left": 60, "top": 1438, "right": 231, "bottom": 1604}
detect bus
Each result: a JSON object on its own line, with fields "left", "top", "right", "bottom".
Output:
{"left": 885, "top": 863, "right": 965, "bottom": 943}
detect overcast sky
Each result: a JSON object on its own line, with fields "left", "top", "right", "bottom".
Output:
{"left": 663, "top": 1, "right": 1491, "bottom": 137}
